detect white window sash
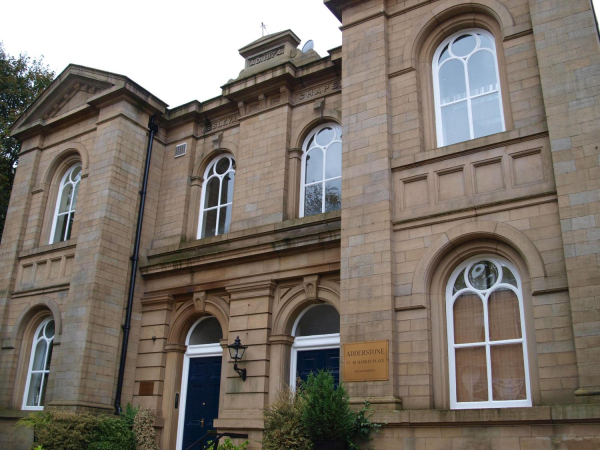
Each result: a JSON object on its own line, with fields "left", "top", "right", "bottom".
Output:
{"left": 432, "top": 29, "right": 506, "bottom": 147}
{"left": 446, "top": 255, "right": 532, "bottom": 410}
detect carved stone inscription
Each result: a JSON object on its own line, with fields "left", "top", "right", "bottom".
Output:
{"left": 295, "top": 79, "right": 341, "bottom": 103}
{"left": 204, "top": 114, "right": 239, "bottom": 133}
{"left": 248, "top": 47, "right": 284, "bottom": 67}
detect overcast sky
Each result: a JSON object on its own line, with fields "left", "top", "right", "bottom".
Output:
{"left": 2, "top": 0, "right": 341, "bottom": 107}
{"left": 3, "top": 0, "right": 600, "bottom": 108}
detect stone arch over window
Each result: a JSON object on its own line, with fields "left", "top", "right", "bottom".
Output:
{"left": 194, "top": 153, "right": 236, "bottom": 240}
{"left": 299, "top": 123, "right": 342, "bottom": 217}
{"left": 6, "top": 303, "right": 59, "bottom": 410}
{"left": 433, "top": 29, "right": 505, "bottom": 146}
{"left": 269, "top": 277, "right": 341, "bottom": 394}
{"left": 411, "top": 221, "right": 543, "bottom": 409}
{"left": 287, "top": 115, "right": 341, "bottom": 220}
{"left": 409, "top": 5, "right": 514, "bottom": 150}
{"left": 38, "top": 149, "right": 85, "bottom": 246}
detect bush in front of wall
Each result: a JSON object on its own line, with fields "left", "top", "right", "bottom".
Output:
{"left": 261, "top": 386, "right": 313, "bottom": 450}
{"left": 17, "top": 404, "right": 158, "bottom": 450}
{"left": 132, "top": 407, "right": 159, "bottom": 450}
{"left": 299, "top": 370, "right": 356, "bottom": 447}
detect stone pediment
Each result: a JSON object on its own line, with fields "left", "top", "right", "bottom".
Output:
{"left": 20, "top": 73, "right": 112, "bottom": 126}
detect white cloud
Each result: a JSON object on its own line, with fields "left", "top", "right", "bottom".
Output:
{"left": 2, "top": 0, "right": 341, "bottom": 107}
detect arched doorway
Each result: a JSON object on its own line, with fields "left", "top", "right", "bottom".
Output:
{"left": 176, "top": 316, "right": 223, "bottom": 450}
{"left": 290, "top": 304, "right": 340, "bottom": 388}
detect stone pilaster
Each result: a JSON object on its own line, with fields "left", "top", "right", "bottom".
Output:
{"left": 530, "top": 0, "right": 600, "bottom": 395}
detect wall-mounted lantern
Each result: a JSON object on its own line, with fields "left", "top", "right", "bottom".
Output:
{"left": 227, "top": 336, "right": 248, "bottom": 381}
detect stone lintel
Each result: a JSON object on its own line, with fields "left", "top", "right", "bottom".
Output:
{"left": 226, "top": 280, "right": 277, "bottom": 301}
{"left": 140, "top": 294, "right": 175, "bottom": 312}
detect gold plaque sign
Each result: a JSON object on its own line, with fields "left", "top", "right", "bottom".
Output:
{"left": 343, "top": 340, "right": 389, "bottom": 382}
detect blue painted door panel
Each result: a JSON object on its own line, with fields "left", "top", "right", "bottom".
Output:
{"left": 182, "top": 356, "right": 221, "bottom": 450}
{"left": 296, "top": 347, "right": 340, "bottom": 386}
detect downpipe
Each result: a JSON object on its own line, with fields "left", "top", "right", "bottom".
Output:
{"left": 114, "top": 115, "right": 159, "bottom": 415}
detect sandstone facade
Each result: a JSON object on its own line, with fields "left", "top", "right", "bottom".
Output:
{"left": 1, "top": 1, "right": 600, "bottom": 449}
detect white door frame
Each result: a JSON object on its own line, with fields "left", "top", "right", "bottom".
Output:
{"left": 176, "top": 318, "right": 223, "bottom": 450}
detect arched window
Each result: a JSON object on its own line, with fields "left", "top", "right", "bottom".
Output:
{"left": 300, "top": 123, "right": 342, "bottom": 217}
{"left": 197, "top": 155, "right": 235, "bottom": 239}
{"left": 23, "top": 318, "right": 55, "bottom": 410}
{"left": 433, "top": 29, "right": 505, "bottom": 147}
{"left": 49, "top": 163, "right": 82, "bottom": 244}
{"left": 290, "top": 304, "right": 340, "bottom": 388}
{"left": 446, "top": 256, "right": 531, "bottom": 409}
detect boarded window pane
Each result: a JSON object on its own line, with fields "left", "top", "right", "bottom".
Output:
{"left": 491, "top": 344, "right": 526, "bottom": 400}
{"left": 455, "top": 346, "right": 488, "bottom": 402}
{"left": 489, "top": 289, "right": 522, "bottom": 341}
{"left": 453, "top": 293, "right": 485, "bottom": 344}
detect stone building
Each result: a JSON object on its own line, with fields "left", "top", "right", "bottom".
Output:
{"left": 1, "top": 0, "right": 600, "bottom": 448}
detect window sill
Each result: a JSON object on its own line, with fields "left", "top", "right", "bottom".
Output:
{"left": 372, "top": 403, "right": 600, "bottom": 426}
{"left": 391, "top": 123, "right": 548, "bottom": 172}
{"left": 18, "top": 239, "right": 76, "bottom": 259}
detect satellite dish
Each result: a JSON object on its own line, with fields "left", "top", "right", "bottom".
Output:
{"left": 302, "top": 40, "right": 314, "bottom": 53}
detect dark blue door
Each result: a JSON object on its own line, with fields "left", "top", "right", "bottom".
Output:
{"left": 296, "top": 348, "right": 340, "bottom": 386}
{"left": 182, "top": 356, "right": 221, "bottom": 450}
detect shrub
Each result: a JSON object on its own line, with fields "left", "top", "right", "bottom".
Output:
{"left": 18, "top": 410, "right": 99, "bottom": 450}
{"left": 132, "top": 407, "right": 159, "bottom": 450}
{"left": 351, "top": 401, "right": 382, "bottom": 449}
{"left": 261, "top": 386, "right": 313, "bottom": 450}
{"left": 299, "top": 371, "right": 355, "bottom": 444}
{"left": 17, "top": 404, "right": 152, "bottom": 450}
{"left": 208, "top": 437, "right": 250, "bottom": 449}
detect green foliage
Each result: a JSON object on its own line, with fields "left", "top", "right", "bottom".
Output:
{"left": 17, "top": 410, "right": 99, "bottom": 450}
{"left": 16, "top": 404, "right": 156, "bottom": 450}
{"left": 0, "top": 42, "right": 54, "bottom": 242}
{"left": 261, "top": 386, "right": 313, "bottom": 450}
{"left": 351, "top": 401, "right": 382, "bottom": 449}
{"left": 299, "top": 371, "right": 356, "bottom": 444}
{"left": 208, "top": 437, "right": 249, "bottom": 449}
{"left": 132, "top": 407, "right": 159, "bottom": 450}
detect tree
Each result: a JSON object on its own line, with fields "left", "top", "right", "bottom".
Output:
{"left": 0, "top": 42, "right": 54, "bottom": 243}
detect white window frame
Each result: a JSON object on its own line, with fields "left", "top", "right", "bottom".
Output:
{"left": 49, "top": 163, "right": 82, "bottom": 244}
{"left": 22, "top": 318, "right": 55, "bottom": 410}
{"left": 299, "top": 123, "right": 342, "bottom": 218}
{"left": 176, "top": 317, "right": 223, "bottom": 450}
{"left": 289, "top": 305, "right": 340, "bottom": 390}
{"left": 432, "top": 28, "right": 506, "bottom": 147}
{"left": 446, "top": 255, "right": 532, "bottom": 409}
{"left": 196, "top": 154, "right": 236, "bottom": 240}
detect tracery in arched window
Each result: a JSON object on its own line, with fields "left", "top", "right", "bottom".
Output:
{"left": 433, "top": 29, "right": 505, "bottom": 147}
{"left": 300, "top": 123, "right": 342, "bottom": 217}
{"left": 197, "top": 155, "right": 235, "bottom": 239}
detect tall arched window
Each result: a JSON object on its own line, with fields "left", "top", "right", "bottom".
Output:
{"left": 197, "top": 155, "right": 235, "bottom": 239}
{"left": 446, "top": 256, "right": 531, "bottom": 409}
{"left": 49, "top": 163, "right": 82, "bottom": 244}
{"left": 433, "top": 29, "right": 505, "bottom": 147}
{"left": 23, "top": 318, "right": 55, "bottom": 410}
{"left": 300, "top": 123, "right": 342, "bottom": 217}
